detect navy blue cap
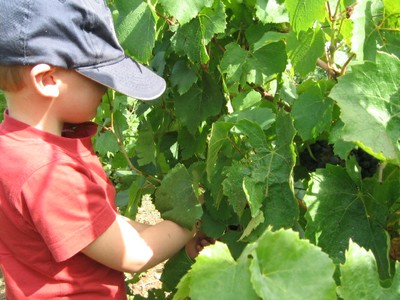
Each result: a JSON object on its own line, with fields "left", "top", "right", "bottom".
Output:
{"left": 0, "top": 0, "right": 166, "bottom": 100}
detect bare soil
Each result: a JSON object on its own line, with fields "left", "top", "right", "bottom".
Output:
{"left": 0, "top": 196, "right": 163, "bottom": 299}
{"left": 128, "top": 196, "right": 165, "bottom": 297}
{"left": 0, "top": 269, "right": 4, "bottom": 300}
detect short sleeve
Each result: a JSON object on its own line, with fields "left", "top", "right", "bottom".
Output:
{"left": 21, "top": 160, "right": 117, "bottom": 262}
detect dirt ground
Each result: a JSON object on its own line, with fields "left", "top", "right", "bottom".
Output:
{"left": 128, "top": 196, "right": 165, "bottom": 297}
{"left": 0, "top": 272, "right": 4, "bottom": 300}
{"left": 0, "top": 196, "right": 163, "bottom": 299}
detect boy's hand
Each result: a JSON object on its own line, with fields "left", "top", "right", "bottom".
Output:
{"left": 185, "top": 231, "right": 215, "bottom": 259}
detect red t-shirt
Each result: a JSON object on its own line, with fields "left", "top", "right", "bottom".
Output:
{"left": 0, "top": 112, "right": 127, "bottom": 299}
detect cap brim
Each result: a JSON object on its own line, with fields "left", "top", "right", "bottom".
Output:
{"left": 76, "top": 56, "right": 166, "bottom": 101}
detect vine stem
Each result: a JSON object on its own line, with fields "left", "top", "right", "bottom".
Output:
{"left": 111, "top": 126, "right": 161, "bottom": 186}
{"left": 340, "top": 53, "right": 356, "bottom": 75}
{"left": 105, "top": 92, "right": 161, "bottom": 187}
{"left": 325, "top": 0, "right": 342, "bottom": 79}
{"left": 147, "top": 0, "right": 175, "bottom": 26}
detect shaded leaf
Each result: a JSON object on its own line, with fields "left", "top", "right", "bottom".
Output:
{"left": 155, "top": 164, "right": 203, "bottom": 229}
{"left": 304, "top": 165, "right": 390, "bottom": 278}
{"left": 94, "top": 131, "right": 119, "bottom": 156}
{"left": 175, "top": 73, "right": 224, "bottom": 134}
{"left": 226, "top": 107, "right": 275, "bottom": 130}
{"left": 221, "top": 41, "right": 287, "bottom": 85}
{"left": 222, "top": 161, "right": 251, "bottom": 218}
{"left": 135, "top": 126, "right": 156, "bottom": 166}
{"left": 206, "top": 122, "right": 233, "bottom": 182}
{"left": 292, "top": 81, "right": 334, "bottom": 140}
{"left": 170, "top": 60, "right": 198, "bottom": 95}
{"left": 161, "top": 248, "right": 194, "bottom": 292}
{"left": 115, "top": 0, "right": 155, "bottom": 62}
{"left": 262, "top": 111, "right": 298, "bottom": 229}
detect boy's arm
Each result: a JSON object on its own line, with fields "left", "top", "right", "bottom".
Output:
{"left": 81, "top": 215, "right": 195, "bottom": 273}
{"left": 119, "top": 215, "right": 151, "bottom": 233}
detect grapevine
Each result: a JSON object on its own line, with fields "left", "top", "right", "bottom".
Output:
{"left": 93, "top": 0, "right": 400, "bottom": 298}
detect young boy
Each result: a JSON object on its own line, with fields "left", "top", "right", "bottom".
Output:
{"left": 0, "top": 1, "right": 206, "bottom": 299}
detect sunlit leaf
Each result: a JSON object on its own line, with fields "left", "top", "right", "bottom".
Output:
{"left": 285, "top": 0, "right": 327, "bottom": 33}
{"left": 329, "top": 52, "right": 400, "bottom": 163}
{"left": 338, "top": 241, "right": 400, "bottom": 299}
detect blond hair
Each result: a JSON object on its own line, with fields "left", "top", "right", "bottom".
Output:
{"left": 0, "top": 65, "right": 30, "bottom": 92}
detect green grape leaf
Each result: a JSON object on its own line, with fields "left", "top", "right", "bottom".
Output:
{"left": 245, "top": 229, "right": 337, "bottom": 300}
{"left": 222, "top": 113, "right": 297, "bottom": 231}
{"left": 255, "top": 0, "right": 289, "bottom": 24}
{"left": 200, "top": 210, "right": 226, "bottom": 239}
{"left": 173, "top": 270, "right": 192, "bottom": 300}
{"left": 175, "top": 73, "right": 224, "bottom": 134}
{"left": 115, "top": 0, "right": 155, "bottom": 62}
{"left": 94, "top": 130, "right": 119, "bottom": 156}
{"left": 235, "top": 119, "right": 269, "bottom": 154}
{"left": 292, "top": 81, "right": 334, "bottom": 141}
{"left": 381, "top": 31, "right": 400, "bottom": 59}
{"left": 247, "top": 41, "right": 288, "bottom": 85}
{"left": 171, "top": 1, "right": 226, "bottom": 63}
{"left": 262, "top": 111, "right": 298, "bottom": 229}
{"left": 222, "top": 161, "right": 251, "bottom": 218}
{"left": 350, "top": 0, "right": 380, "bottom": 62}
{"left": 171, "top": 19, "right": 208, "bottom": 64}
{"left": 338, "top": 240, "right": 400, "bottom": 299}
{"left": 287, "top": 27, "right": 325, "bottom": 76}
{"left": 161, "top": 248, "right": 194, "bottom": 292}
{"left": 304, "top": 165, "right": 390, "bottom": 278}
{"left": 155, "top": 164, "right": 203, "bottom": 229}
{"left": 206, "top": 122, "right": 234, "bottom": 182}
{"left": 159, "top": 0, "right": 214, "bottom": 25}
{"left": 279, "top": 72, "right": 298, "bottom": 105}
{"left": 380, "top": 1, "right": 400, "bottom": 57}
{"left": 329, "top": 52, "right": 400, "bottom": 164}
{"left": 222, "top": 119, "right": 271, "bottom": 220}
{"left": 220, "top": 42, "right": 248, "bottom": 83}
{"left": 231, "top": 90, "right": 262, "bottom": 111}
{"left": 383, "top": 0, "right": 400, "bottom": 28}
{"left": 285, "top": 0, "right": 327, "bottom": 34}
{"left": 170, "top": 60, "right": 198, "bottom": 95}
{"left": 135, "top": 126, "right": 156, "bottom": 166}
{"left": 243, "top": 177, "right": 264, "bottom": 218}
{"left": 176, "top": 242, "right": 259, "bottom": 300}
{"left": 225, "top": 107, "right": 275, "bottom": 130}
{"left": 246, "top": 24, "right": 287, "bottom": 52}
{"left": 122, "top": 176, "right": 146, "bottom": 219}
{"left": 221, "top": 41, "right": 287, "bottom": 86}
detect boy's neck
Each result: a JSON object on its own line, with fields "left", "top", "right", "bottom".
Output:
{"left": 6, "top": 93, "right": 64, "bottom": 136}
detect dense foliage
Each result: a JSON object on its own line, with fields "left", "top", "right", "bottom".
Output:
{"left": 97, "top": 0, "right": 400, "bottom": 298}
{"left": 2, "top": 0, "right": 398, "bottom": 298}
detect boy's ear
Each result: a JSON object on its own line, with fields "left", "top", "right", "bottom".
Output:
{"left": 30, "top": 64, "right": 60, "bottom": 98}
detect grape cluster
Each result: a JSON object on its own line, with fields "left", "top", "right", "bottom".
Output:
{"left": 351, "top": 148, "right": 379, "bottom": 178}
{"left": 299, "top": 141, "right": 379, "bottom": 178}
{"left": 299, "top": 141, "right": 344, "bottom": 172}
